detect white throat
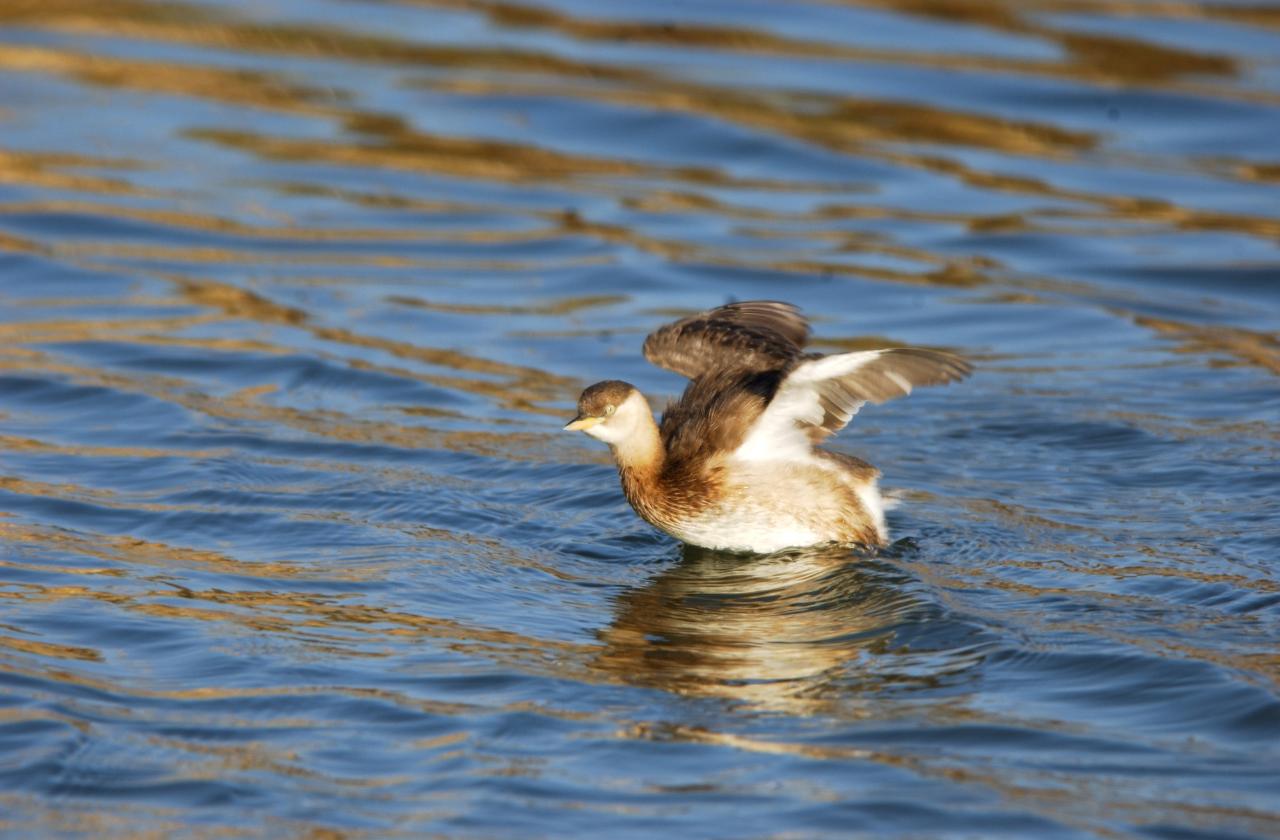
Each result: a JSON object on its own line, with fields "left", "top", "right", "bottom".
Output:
{"left": 584, "top": 390, "right": 650, "bottom": 446}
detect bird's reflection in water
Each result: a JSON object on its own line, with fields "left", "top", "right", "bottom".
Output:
{"left": 596, "top": 543, "right": 930, "bottom": 714}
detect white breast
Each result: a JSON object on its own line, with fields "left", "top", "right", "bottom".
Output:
{"left": 667, "top": 512, "right": 826, "bottom": 554}
{"left": 662, "top": 458, "right": 887, "bottom": 553}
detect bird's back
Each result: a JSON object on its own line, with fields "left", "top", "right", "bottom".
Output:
{"left": 643, "top": 301, "right": 807, "bottom": 471}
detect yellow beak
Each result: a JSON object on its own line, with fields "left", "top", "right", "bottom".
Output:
{"left": 563, "top": 415, "right": 601, "bottom": 432}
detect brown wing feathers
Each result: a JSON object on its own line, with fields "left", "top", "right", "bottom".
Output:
{"left": 642, "top": 301, "right": 971, "bottom": 464}
{"left": 801, "top": 348, "right": 972, "bottom": 443}
{"left": 642, "top": 301, "right": 808, "bottom": 379}
{"left": 831, "top": 348, "right": 971, "bottom": 404}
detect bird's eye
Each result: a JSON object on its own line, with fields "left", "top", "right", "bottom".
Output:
{"left": 604, "top": 405, "right": 616, "bottom": 416}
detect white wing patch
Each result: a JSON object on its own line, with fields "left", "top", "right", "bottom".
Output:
{"left": 733, "top": 350, "right": 881, "bottom": 463}
{"left": 732, "top": 346, "right": 971, "bottom": 464}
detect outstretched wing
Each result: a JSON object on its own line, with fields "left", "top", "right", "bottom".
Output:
{"left": 643, "top": 300, "right": 809, "bottom": 380}
{"left": 733, "top": 347, "right": 972, "bottom": 462}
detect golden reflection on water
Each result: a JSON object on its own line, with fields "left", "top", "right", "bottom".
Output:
{"left": 410, "top": 0, "right": 1248, "bottom": 86}
{"left": 0, "top": 43, "right": 339, "bottom": 115}
{"left": 596, "top": 546, "right": 931, "bottom": 714}
{"left": 0, "top": 0, "right": 1276, "bottom": 344}
{"left": 0, "top": 149, "right": 150, "bottom": 208}
{"left": 0, "top": 0, "right": 1275, "bottom": 228}
{"left": 0, "top": 520, "right": 314, "bottom": 581}
{"left": 0, "top": 269, "right": 588, "bottom": 453}
{"left": 1134, "top": 315, "right": 1280, "bottom": 376}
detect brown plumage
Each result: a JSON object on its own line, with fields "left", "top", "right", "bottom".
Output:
{"left": 565, "top": 301, "right": 971, "bottom": 553}
{"left": 642, "top": 300, "right": 810, "bottom": 378}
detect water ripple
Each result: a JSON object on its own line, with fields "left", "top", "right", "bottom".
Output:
{"left": 1, "top": 0, "right": 1278, "bottom": 836}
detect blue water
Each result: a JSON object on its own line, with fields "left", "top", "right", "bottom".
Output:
{"left": 1, "top": 0, "right": 1278, "bottom": 836}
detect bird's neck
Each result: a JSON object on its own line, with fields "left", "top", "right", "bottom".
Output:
{"left": 612, "top": 410, "right": 664, "bottom": 485}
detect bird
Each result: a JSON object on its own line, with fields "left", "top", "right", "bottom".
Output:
{"left": 563, "top": 301, "right": 971, "bottom": 554}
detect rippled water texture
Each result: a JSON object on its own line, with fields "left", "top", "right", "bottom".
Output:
{"left": 1, "top": 0, "right": 1278, "bottom": 836}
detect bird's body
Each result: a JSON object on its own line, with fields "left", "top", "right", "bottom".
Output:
{"left": 565, "top": 301, "right": 970, "bottom": 554}
{"left": 628, "top": 449, "right": 885, "bottom": 554}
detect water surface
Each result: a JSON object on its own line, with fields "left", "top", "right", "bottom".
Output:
{"left": 1, "top": 0, "right": 1278, "bottom": 836}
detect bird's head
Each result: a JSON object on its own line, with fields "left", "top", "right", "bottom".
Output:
{"left": 564, "top": 380, "right": 648, "bottom": 445}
